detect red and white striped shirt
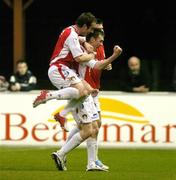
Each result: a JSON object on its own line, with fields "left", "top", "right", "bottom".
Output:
{"left": 76, "top": 45, "right": 105, "bottom": 89}
{"left": 50, "top": 25, "right": 84, "bottom": 68}
{"left": 88, "top": 45, "right": 105, "bottom": 89}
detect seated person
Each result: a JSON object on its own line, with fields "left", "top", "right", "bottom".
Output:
{"left": 0, "top": 75, "right": 9, "bottom": 91}
{"left": 119, "top": 56, "right": 151, "bottom": 92}
{"left": 9, "top": 60, "right": 37, "bottom": 91}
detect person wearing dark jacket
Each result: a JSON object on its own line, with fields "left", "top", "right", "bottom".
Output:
{"left": 119, "top": 56, "right": 151, "bottom": 92}
{"left": 9, "top": 60, "right": 37, "bottom": 91}
{"left": 0, "top": 75, "right": 9, "bottom": 91}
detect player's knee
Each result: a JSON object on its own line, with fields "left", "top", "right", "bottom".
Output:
{"left": 82, "top": 129, "right": 92, "bottom": 140}
{"left": 79, "top": 89, "right": 90, "bottom": 97}
{"left": 80, "top": 123, "right": 93, "bottom": 139}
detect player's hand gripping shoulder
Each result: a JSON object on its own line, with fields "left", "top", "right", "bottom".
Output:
{"left": 84, "top": 42, "right": 94, "bottom": 53}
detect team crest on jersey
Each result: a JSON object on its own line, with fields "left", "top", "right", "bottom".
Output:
{"left": 63, "top": 70, "right": 69, "bottom": 77}
{"left": 82, "top": 114, "right": 88, "bottom": 120}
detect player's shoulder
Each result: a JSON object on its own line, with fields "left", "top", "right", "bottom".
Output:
{"left": 61, "top": 26, "right": 78, "bottom": 40}
{"left": 59, "top": 26, "right": 73, "bottom": 38}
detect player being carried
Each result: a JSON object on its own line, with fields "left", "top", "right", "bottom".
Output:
{"left": 33, "top": 13, "right": 122, "bottom": 171}
{"left": 55, "top": 23, "right": 122, "bottom": 171}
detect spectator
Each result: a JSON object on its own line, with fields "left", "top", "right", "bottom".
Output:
{"left": 119, "top": 56, "right": 151, "bottom": 92}
{"left": 9, "top": 60, "right": 37, "bottom": 91}
{"left": 172, "top": 65, "right": 176, "bottom": 91}
{"left": 0, "top": 75, "right": 9, "bottom": 91}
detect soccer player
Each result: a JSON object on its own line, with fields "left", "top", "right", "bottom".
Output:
{"left": 33, "top": 12, "right": 98, "bottom": 126}
{"left": 33, "top": 12, "right": 101, "bottom": 169}
{"left": 33, "top": 12, "right": 121, "bottom": 172}
{"left": 64, "top": 21, "right": 112, "bottom": 171}
{"left": 55, "top": 29, "right": 122, "bottom": 171}
{"left": 86, "top": 19, "right": 110, "bottom": 170}
{"left": 84, "top": 19, "right": 113, "bottom": 170}
{"left": 83, "top": 28, "right": 110, "bottom": 171}
{"left": 52, "top": 35, "right": 122, "bottom": 172}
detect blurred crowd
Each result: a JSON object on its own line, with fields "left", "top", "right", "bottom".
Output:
{"left": 0, "top": 59, "right": 37, "bottom": 92}
{"left": 1, "top": 56, "right": 176, "bottom": 93}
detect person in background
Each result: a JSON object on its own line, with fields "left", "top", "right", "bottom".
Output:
{"left": 119, "top": 56, "right": 151, "bottom": 92}
{"left": 0, "top": 75, "right": 9, "bottom": 91}
{"left": 9, "top": 60, "right": 37, "bottom": 91}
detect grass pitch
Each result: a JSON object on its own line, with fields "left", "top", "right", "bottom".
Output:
{"left": 0, "top": 146, "right": 176, "bottom": 180}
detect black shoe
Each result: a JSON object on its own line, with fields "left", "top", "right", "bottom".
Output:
{"left": 51, "top": 152, "right": 67, "bottom": 171}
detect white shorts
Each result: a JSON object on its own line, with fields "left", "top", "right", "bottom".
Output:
{"left": 48, "top": 65, "right": 81, "bottom": 89}
{"left": 71, "top": 95, "right": 99, "bottom": 124}
{"left": 93, "top": 94, "right": 101, "bottom": 112}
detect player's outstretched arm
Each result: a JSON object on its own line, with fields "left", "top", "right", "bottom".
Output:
{"left": 93, "top": 45, "right": 122, "bottom": 70}
{"left": 75, "top": 52, "right": 96, "bottom": 63}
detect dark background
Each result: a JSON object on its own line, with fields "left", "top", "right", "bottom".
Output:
{"left": 1, "top": 0, "right": 176, "bottom": 91}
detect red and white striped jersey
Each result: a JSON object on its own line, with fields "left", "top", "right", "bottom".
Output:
{"left": 50, "top": 25, "right": 84, "bottom": 68}
{"left": 89, "top": 45, "right": 105, "bottom": 89}
{"left": 76, "top": 45, "right": 105, "bottom": 89}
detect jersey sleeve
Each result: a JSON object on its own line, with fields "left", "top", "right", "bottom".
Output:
{"left": 66, "top": 31, "right": 84, "bottom": 58}
{"left": 79, "top": 36, "right": 86, "bottom": 44}
{"left": 82, "top": 59, "right": 97, "bottom": 69}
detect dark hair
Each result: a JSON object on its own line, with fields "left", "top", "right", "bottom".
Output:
{"left": 86, "top": 29, "right": 104, "bottom": 42}
{"left": 16, "top": 59, "right": 27, "bottom": 65}
{"left": 76, "top": 12, "right": 96, "bottom": 28}
{"left": 96, "top": 18, "right": 103, "bottom": 25}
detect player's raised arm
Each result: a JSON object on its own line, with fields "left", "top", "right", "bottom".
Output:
{"left": 74, "top": 52, "right": 96, "bottom": 63}
{"left": 86, "top": 45, "right": 122, "bottom": 70}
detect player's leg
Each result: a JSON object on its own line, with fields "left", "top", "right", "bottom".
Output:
{"left": 93, "top": 95, "right": 102, "bottom": 163}
{"left": 33, "top": 65, "right": 89, "bottom": 107}
{"left": 51, "top": 122, "right": 93, "bottom": 171}
{"left": 59, "top": 122, "right": 93, "bottom": 155}
{"left": 57, "top": 81, "right": 91, "bottom": 116}
{"left": 64, "top": 125, "right": 80, "bottom": 144}
{"left": 54, "top": 80, "right": 99, "bottom": 131}
{"left": 51, "top": 95, "right": 97, "bottom": 171}
{"left": 86, "top": 120, "right": 99, "bottom": 171}
{"left": 71, "top": 94, "right": 105, "bottom": 171}
{"left": 54, "top": 82, "right": 93, "bottom": 131}
{"left": 82, "top": 79, "right": 99, "bottom": 97}
{"left": 87, "top": 95, "right": 109, "bottom": 170}
{"left": 34, "top": 65, "right": 94, "bottom": 131}
{"left": 54, "top": 78, "right": 99, "bottom": 119}
{"left": 57, "top": 94, "right": 106, "bottom": 171}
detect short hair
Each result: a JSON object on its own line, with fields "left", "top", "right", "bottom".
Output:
{"left": 86, "top": 29, "right": 104, "bottom": 42}
{"left": 16, "top": 59, "right": 27, "bottom": 65}
{"left": 96, "top": 18, "right": 103, "bottom": 25}
{"left": 76, "top": 12, "right": 96, "bottom": 28}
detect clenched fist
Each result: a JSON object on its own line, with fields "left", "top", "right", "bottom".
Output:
{"left": 113, "top": 45, "right": 122, "bottom": 56}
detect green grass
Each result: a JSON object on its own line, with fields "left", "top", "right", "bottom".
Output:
{"left": 0, "top": 146, "right": 176, "bottom": 180}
